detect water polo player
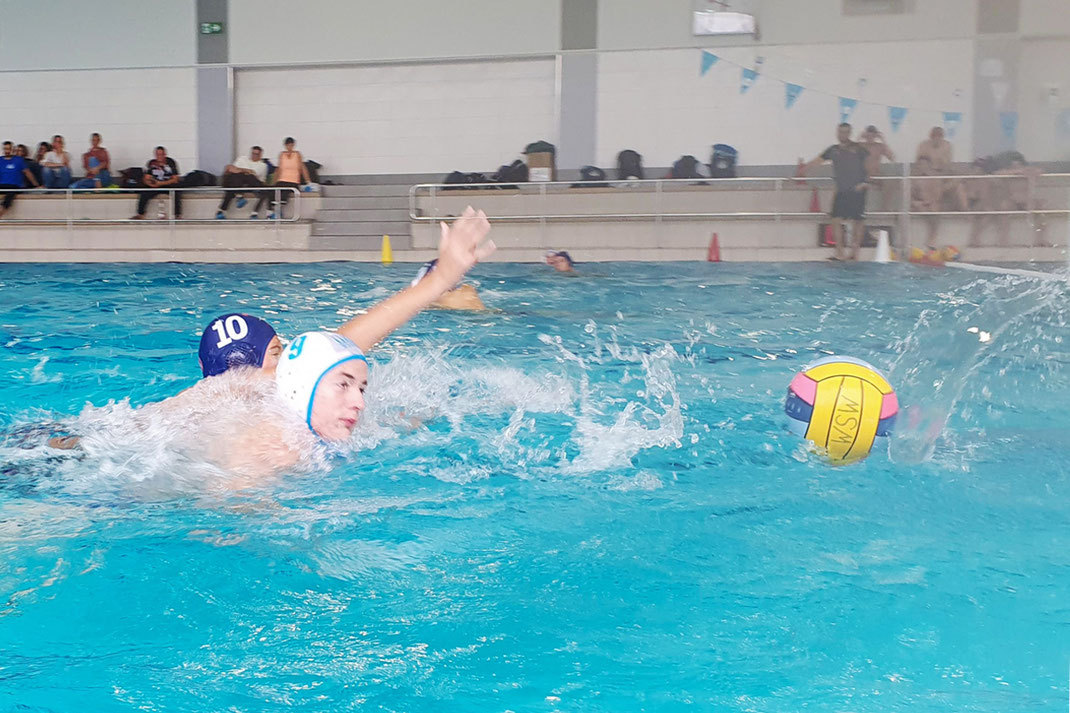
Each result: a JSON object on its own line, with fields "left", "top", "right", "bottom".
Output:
{"left": 198, "top": 313, "right": 283, "bottom": 377}
{"left": 410, "top": 259, "right": 486, "bottom": 310}
{"left": 545, "top": 250, "right": 575, "bottom": 273}
{"left": 211, "top": 207, "right": 494, "bottom": 476}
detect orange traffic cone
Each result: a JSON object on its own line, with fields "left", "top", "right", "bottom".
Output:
{"left": 707, "top": 233, "right": 721, "bottom": 262}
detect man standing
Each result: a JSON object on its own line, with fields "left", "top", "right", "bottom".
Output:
{"left": 859, "top": 125, "right": 895, "bottom": 210}
{"left": 216, "top": 146, "right": 269, "bottom": 219}
{"left": 132, "top": 146, "right": 181, "bottom": 220}
{"left": 0, "top": 140, "right": 40, "bottom": 218}
{"left": 799, "top": 123, "right": 871, "bottom": 261}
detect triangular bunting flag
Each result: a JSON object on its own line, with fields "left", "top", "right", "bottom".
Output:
{"left": 942, "top": 111, "right": 962, "bottom": 138}
{"left": 1000, "top": 111, "right": 1018, "bottom": 142}
{"left": 700, "top": 51, "right": 719, "bottom": 76}
{"left": 839, "top": 97, "right": 858, "bottom": 123}
{"left": 785, "top": 83, "right": 803, "bottom": 110}
{"left": 740, "top": 67, "right": 758, "bottom": 94}
{"left": 888, "top": 106, "right": 907, "bottom": 132}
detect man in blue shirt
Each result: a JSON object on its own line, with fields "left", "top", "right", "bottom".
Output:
{"left": 0, "top": 141, "right": 39, "bottom": 218}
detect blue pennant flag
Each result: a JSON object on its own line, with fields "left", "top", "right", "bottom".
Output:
{"left": 740, "top": 67, "right": 758, "bottom": 94}
{"left": 942, "top": 111, "right": 962, "bottom": 138}
{"left": 839, "top": 97, "right": 858, "bottom": 123}
{"left": 888, "top": 106, "right": 907, "bottom": 132}
{"left": 1000, "top": 111, "right": 1018, "bottom": 142}
{"left": 785, "top": 83, "right": 803, "bottom": 110}
{"left": 701, "top": 51, "right": 719, "bottom": 76}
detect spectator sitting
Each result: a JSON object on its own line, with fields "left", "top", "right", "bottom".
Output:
{"left": 132, "top": 146, "right": 181, "bottom": 220}
{"left": 0, "top": 140, "right": 41, "bottom": 218}
{"left": 545, "top": 250, "right": 576, "bottom": 273}
{"left": 40, "top": 135, "right": 72, "bottom": 189}
{"left": 72, "top": 133, "right": 112, "bottom": 190}
{"left": 988, "top": 152, "right": 1049, "bottom": 246}
{"left": 16, "top": 145, "right": 41, "bottom": 187}
{"left": 269, "top": 137, "right": 310, "bottom": 219}
{"left": 216, "top": 145, "right": 270, "bottom": 220}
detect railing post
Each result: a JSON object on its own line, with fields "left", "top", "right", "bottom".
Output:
{"left": 1026, "top": 172, "right": 1036, "bottom": 245}
{"left": 774, "top": 177, "right": 782, "bottom": 243}
{"left": 66, "top": 188, "right": 73, "bottom": 232}
{"left": 650, "top": 177, "right": 659, "bottom": 247}
{"left": 540, "top": 181, "right": 547, "bottom": 247}
{"left": 899, "top": 162, "right": 911, "bottom": 254}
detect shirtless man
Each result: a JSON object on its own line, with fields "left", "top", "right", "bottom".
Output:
{"left": 915, "top": 126, "right": 967, "bottom": 212}
{"left": 859, "top": 126, "right": 895, "bottom": 210}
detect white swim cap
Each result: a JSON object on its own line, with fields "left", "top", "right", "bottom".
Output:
{"left": 276, "top": 331, "right": 367, "bottom": 429}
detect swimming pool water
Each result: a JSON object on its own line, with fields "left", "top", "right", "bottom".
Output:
{"left": 0, "top": 261, "right": 1068, "bottom": 711}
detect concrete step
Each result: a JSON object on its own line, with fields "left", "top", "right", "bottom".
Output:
{"left": 312, "top": 220, "right": 410, "bottom": 237}
{"left": 318, "top": 196, "right": 409, "bottom": 210}
{"left": 323, "top": 184, "right": 413, "bottom": 198}
{"left": 315, "top": 208, "right": 410, "bottom": 222}
{"left": 309, "top": 234, "right": 413, "bottom": 251}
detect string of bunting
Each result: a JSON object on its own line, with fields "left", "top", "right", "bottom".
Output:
{"left": 697, "top": 50, "right": 992, "bottom": 140}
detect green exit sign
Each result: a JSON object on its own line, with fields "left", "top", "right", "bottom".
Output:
{"left": 200, "top": 22, "right": 225, "bottom": 35}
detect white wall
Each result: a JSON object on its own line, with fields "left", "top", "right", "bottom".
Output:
{"left": 1020, "top": 0, "right": 1070, "bottom": 37}
{"left": 596, "top": 41, "right": 975, "bottom": 169}
{"left": 0, "top": 0, "right": 195, "bottom": 70}
{"left": 235, "top": 60, "right": 557, "bottom": 175}
{"left": 597, "top": 0, "right": 977, "bottom": 50}
{"left": 0, "top": 69, "right": 198, "bottom": 174}
{"left": 229, "top": 0, "right": 562, "bottom": 65}
{"left": 1017, "top": 38, "right": 1070, "bottom": 161}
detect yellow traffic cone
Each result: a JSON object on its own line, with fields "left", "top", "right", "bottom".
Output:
{"left": 381, "top": 235, "right": 393, "bottom": 265}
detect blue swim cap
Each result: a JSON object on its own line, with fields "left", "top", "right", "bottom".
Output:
{"left": 198, "top": 313, "right": 277, "bottom": 377}
{"left": 411, "top": 259, "right": 439, "bottom": 287}
{"left": 546, "top": 250, "right": 574, "bottom": 267}
{"left": 411, "top": 259, "right": 463, "bottom": 290}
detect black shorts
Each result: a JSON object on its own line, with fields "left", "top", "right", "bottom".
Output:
{"left": 831, "top": 189, "right": 866, "bottom": 220}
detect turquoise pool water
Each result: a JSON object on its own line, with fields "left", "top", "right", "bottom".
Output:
{"left": 0, "top": 261, "right": 1067, "bottom": 711}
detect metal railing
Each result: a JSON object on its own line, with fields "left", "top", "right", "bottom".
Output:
{"left": 0, "top": 186, "right": 304, "bottom": 227}
{"left": 409, "top": 171, "right": 1070, "bottom": 251}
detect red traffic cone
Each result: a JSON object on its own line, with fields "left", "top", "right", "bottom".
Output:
{"left": 707, "top": 233, "right": 721, "bottom": 262}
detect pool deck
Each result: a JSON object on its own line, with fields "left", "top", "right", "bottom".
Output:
{"left": 0, "top": 188, "right": 1065, "bottom": 264}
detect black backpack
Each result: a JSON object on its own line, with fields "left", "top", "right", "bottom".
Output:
{"left": 709, "top": 144, "right": 738, "bottom": 178}
{"left": 443, "top": 171, "right": 489, "bottom": 190}
{"left": 616, "top": 150, "right": 644, "bottom": 180}
{"left": 179, "top": 169, "right": 217, "bottom": 187}
{"left": 304, "top": 159, "right": 322, "bottom": 183}
{"left": 492, "top": 159, "right": 529, "bottom": 187}
{"left": 120, "top": 167, "right": 144, "bottom": 188}
{"left": 571, "top": 165, "right": 608, "bottom": 188}
{"left": 670, "top": 155, "right": 704, "bottom": 180}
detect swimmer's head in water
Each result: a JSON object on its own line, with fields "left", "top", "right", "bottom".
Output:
{"left": 198, "top": 313, "right": 281, "bottom": 377}
{"left": 545, "top": 250, "right": 574, "bottom": 271}
{"left": 276, "top": 331, "right": 368, "bottom": 440}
